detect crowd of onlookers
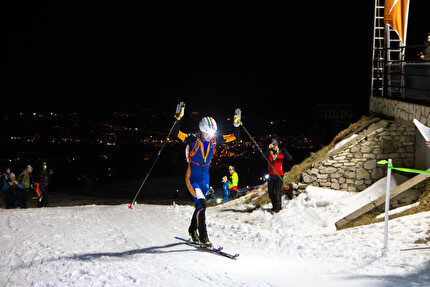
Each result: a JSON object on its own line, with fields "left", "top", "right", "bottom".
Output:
{"left": 1, "top": 163, "right": 53, "bottom": 209}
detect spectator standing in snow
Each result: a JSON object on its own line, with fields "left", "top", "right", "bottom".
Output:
{"left": 1, "top": 173, "right": 23, "bottom": 208}
{"left": 38, "top": 162, "right": 54, "bottom": 207}
{"left": 17, "top": 165, "right": 32, "bottom": 208}
{"left": 263, "top": 139, "right": 293, "bottom": 213}
{"left": 0, "top": 167, "right": 11, "bottom": 206}
{"left": 227, "top": 165, "right": 239, "bottom": 199}
{"left": 1, "top": 167, "right": 11, "bottom": 184}
{"left": 222, "top": 176, "right": 229, "bottom": 203}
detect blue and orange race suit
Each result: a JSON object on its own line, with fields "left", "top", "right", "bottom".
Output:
{"left": 173, "top": 121, "right": 240, "bottom": 239}
{"left": 174, "top": 123, "right": 240, "bottom": 203}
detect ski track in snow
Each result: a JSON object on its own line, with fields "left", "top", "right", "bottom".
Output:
{"left": 0, "top": 189, "right": 430, "bottom": 286}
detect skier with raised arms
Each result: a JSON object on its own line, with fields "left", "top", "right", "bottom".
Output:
{"left": 173, "top": 102, "right": 242, "bottom": 248}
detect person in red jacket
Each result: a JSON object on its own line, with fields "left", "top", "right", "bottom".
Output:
{"left": 263, "top": 139, "right": 292, "bottom": 212}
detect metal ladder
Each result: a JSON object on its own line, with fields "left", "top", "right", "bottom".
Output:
{"left": 370, "top": 0, "right": 404, "bottom": 98}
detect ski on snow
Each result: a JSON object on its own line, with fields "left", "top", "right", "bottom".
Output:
{"left": 175, "top": 237, "right": 239, "bottom": 260}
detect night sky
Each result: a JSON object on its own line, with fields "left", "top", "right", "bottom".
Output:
{"left": 2, "top": 1, "right": 429, "bottom": 200}
{"left": 5, "top": 1, "right": 428, "bottom": 117}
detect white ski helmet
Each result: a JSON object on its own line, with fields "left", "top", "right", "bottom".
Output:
{"left": 199, "top": 117, "right": 217, "bottom": 136}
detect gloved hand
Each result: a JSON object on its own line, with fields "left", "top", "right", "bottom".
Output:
{"left": 175, "top": 102, "right": 185, "bottom": 120}
{"left": 233, "top": 108, "right": 242, "bottom": 127}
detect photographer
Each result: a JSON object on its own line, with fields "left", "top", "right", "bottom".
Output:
{"left": 263, "top": 139, "right": 292, "bottom": 213}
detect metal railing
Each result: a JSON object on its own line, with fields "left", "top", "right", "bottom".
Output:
{"left": 372, "top": 44, "right": 430, "bottom": 104}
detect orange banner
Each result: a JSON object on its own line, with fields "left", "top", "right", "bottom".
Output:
{"left": 384, "top": 0, "right": 409, "bottom": 45}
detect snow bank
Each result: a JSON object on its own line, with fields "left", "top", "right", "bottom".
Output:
{"left": 375, "top": 202, "right": 421, "bottom": 219}
{"left": 330, "top": 133, "right": 358, "bottom": 153}
{"left": 1, "top": 183, "right": 430, "bottom": 286}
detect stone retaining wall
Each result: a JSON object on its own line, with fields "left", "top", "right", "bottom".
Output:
{"left": 369, "top": 96, "right": 430, "bottom": 126}
{"left": 300, "top": 119, "right": 416, "bottom": 192}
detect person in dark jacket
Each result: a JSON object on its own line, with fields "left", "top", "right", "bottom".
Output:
{"left": 1, "top": 173, "right": 23, "bottom": 208}
{"left": 263, "top": 139, "right": 293, "bottom": 213}
{"left": 1, "top": 167, "right": 11, "bottom": 184}
{"left": 418, "top": 32, "right": 430, "bottom": 61}
{"left": 38, "top": 162, "right": 54, "bottom": 207}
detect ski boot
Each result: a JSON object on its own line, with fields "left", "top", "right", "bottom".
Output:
{"left": 200, "top": 237, "right": 213, "bottom": 249}
{"left": 189, "top": 230, "right": 200, "bottom": 244}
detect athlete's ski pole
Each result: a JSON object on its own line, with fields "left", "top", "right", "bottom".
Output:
{"left": 240, "top": 122, "right": 288, "bottom": 190}
{"left": 128, "top": 119, "right": 178, "bottom": 209}
{"left": 128, "top": 102, "right": 185, "bottom": 209}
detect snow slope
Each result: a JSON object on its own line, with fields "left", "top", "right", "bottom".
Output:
{"left": 1, "top": 187, "right": 430, "bottom": 286}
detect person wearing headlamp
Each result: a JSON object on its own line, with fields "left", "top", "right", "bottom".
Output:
{"left": 173, "top": 103, "right": 241, "bottom": 248}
